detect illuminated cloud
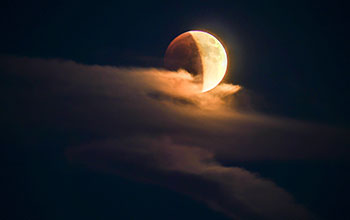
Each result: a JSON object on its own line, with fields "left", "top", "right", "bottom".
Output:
{"left": 2, "top": 56, "right": 348, "bottom": 219}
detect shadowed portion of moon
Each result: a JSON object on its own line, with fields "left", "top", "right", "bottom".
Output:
{"left": 164, "top": 32, "right": 203, "bottom": 77}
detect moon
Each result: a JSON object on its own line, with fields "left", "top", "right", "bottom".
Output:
{"left": 164, "top": 30, "right": 228, "bottom": 92}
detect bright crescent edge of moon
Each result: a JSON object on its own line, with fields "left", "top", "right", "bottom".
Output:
{"left": 190, "top": 30, "right": 228, "bottom": 93}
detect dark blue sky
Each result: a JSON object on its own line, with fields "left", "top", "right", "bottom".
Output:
{"left": 1, "top": 1, "right": 349, "bottom": 219}
{"left": 1, "top": 1, "right": 349, "bottom": 127}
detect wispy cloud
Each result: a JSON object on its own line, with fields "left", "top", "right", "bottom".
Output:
{"left": 67, "top": 136, "right": 312, "bottom": 219}
{"left": 2, "top": 55, "right": 348, "bottom": 219}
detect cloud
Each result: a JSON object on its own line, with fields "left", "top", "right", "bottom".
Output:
{"left": 1, "top": 55, "right": 348, "bottom": 219}
{"left": 67, "top": 136, "right": 312, "bottom": 220}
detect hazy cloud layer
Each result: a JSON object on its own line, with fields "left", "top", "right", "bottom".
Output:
{"left": 67, "top": 137, "right": 311, "bottom": 220}
{"left": 2, "top": 56, "right": 348, "bottom": 219}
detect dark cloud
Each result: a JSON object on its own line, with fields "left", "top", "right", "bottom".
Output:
{"left": 2, "top": 56, "right": 348, "bottom": 219}
{"left": 67, "top": 136, "right": 312, "bottom": 220}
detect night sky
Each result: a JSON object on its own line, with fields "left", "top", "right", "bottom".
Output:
{"left": 1, "top": 1, "right": 349, "bottom": 220}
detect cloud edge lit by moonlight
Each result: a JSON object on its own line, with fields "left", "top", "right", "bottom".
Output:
{"left": 4, "top": 56, "right": 349, "bottom": 219}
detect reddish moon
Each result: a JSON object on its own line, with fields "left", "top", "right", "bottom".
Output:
{"left": 164, "top": 30, "right": 228, "bottom": 92}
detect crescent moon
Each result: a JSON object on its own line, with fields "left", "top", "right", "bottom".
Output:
{"left": 164, "top": 30, "right": 228, "bottom": 92}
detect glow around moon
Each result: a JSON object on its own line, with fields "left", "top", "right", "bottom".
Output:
{"left": 190, "top": 31, "right": 228, "bottom": 92}
{"left": 164, "top": 30, "right": 228, "bottom": 93}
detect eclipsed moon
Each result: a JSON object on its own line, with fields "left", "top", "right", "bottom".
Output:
{"left": 164, "top": 30, "right": 228, "bottom": 92}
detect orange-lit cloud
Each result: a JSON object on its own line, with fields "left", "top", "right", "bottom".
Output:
{"left": 2, "top": 56, "right": 348, "bottom": 219}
